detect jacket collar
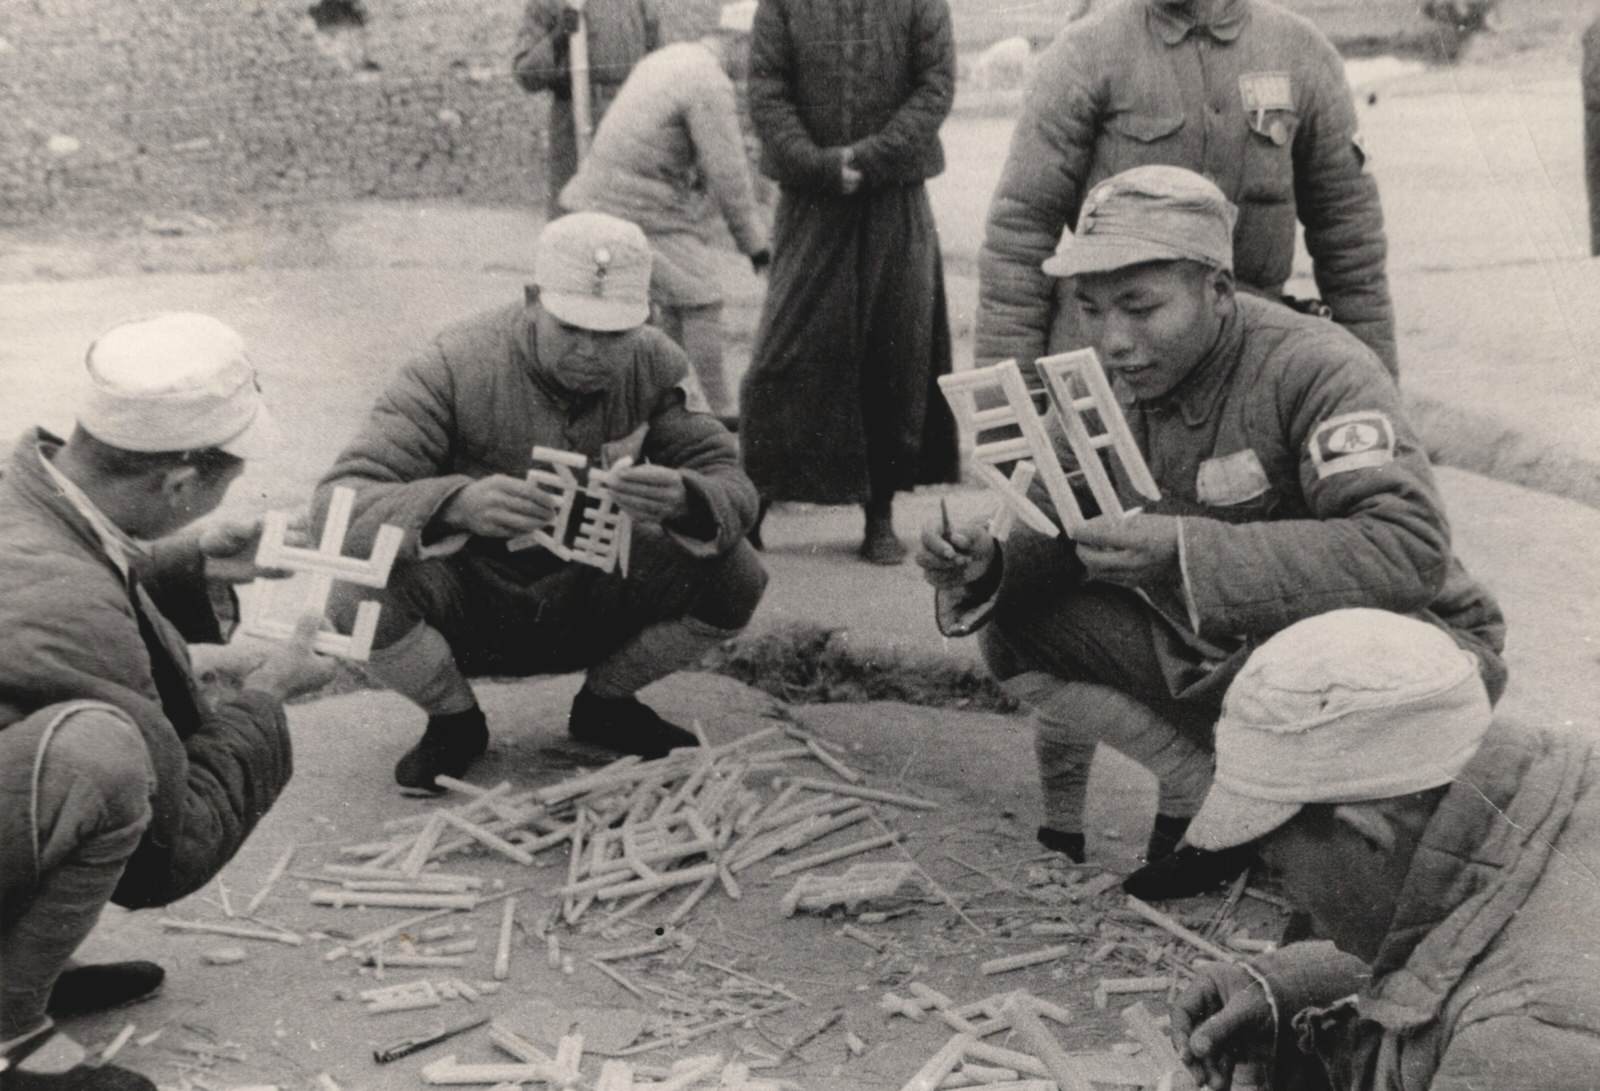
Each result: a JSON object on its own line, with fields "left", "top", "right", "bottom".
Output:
{"left": 1359, "top": 726, "right": 1586, "bottom": 1031}
{"left": 1147, "top": 0, "right": 1250, "bottom": 45}
{"left": 1122, "top": 303, "right": 1244, "bottom": 428}
{"left": 8, "top": 428, "right": 130, "bottom": 584}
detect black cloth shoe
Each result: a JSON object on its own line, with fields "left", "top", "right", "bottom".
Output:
{"left": 46, "top": 962, "right": 163, "bottom": 1018}
{"left": 394, "top": 707, "right": 489, "bottom": 791}
{"left": 1035, "top": 826, "right": 1086, "bottom": 863}
{"left": 1, "top": 1030, "right": 155, "bottom": 1091}
{"left": 748, "top": 497, "right": 770, "bottom": 552}
{"left": 1121, "top": 844, "right": 1255, "bottom": 902}
{"left": 568, "top": 687, "right": 698, "bottom": 760}
{"left": 859, "top": 516, "right": 908, "bottom": 566}
{"left": 1144, "top": 814, "right": 1191, "bottom": 863}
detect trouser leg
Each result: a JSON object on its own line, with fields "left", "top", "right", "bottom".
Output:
{"left": 980, "top": 525, "right": 1228, "bottom": 835}
{"left": 661, "top": 303, "right": 728, "bottom": 416}
{"left": 585, "top": 538, "right": 767, "bottom": 697}
{"left": 331, "top": 560, "right": 478, "bottom": 717}
{"left": 0, "top": 703, "right": 154, "bottom": 1041}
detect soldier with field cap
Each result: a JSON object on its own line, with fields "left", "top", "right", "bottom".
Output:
{"left": 1170, "top": 609, "right": 1600, "bottom": 1091}
{"left": 977, "top": 0, "right": 1400, "bottom": 380}
{"left": 319, "top": 211, "right": 766, "bottom": 792}
{"left": 0, "top": 314, "right": 334, "bottom": 1091}
{"left": 918, "top": 165, "right": 1504, "bottom": 900}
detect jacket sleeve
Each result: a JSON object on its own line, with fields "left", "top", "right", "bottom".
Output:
{"left": 1178, "top": 339, "right": 1451, "bottom": 638}
{"left": 512, "top": 0, "right": 569, "bottom": 94}
{"left": 1426, "top": 1017, "right": 1600, "bottom": 1091}
{"left": 974, "top": 36, "right": 1099, "bottom": 369}
{"left": 848, "top": 0, "right": 955, "bottom": 188}
{"left": 316, "top": 345, "right": 477, "bottom": 557}
{"left": 636, "top": 344, "right": 758, "bottom": 556}
{"left": 747, "top": 0, "right": 844, "bottom": 193}
{"left": 687, "top": 67, "right": 769, "bottom": 255}
{"left": 1293, "top": 35, "right": 1399, "bottom": 377}
{"left": 140, "top": 536, "right": 227, "bottom": 644}
{"left": 3, "top": 570, "right": 292, "bottom": 909}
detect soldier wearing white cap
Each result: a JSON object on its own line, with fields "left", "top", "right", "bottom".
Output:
{"left": 559, "top": 1, "right": 770, "bottom": 415}
{"left": 0, "top": 314, "right": 334, "bottom": 1090}
{"left": 1170, "top": 610, "right": 1600, "bottom": 1091}
{"left": 320, "top": 212, "right": 766, "bottom": 791}
{"left": 918, "top": 166, "right": 1504, "bottom": 900}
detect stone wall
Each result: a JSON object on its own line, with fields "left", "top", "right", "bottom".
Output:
{"left": 0, "top": 0, "right": 719, "bottom": 225}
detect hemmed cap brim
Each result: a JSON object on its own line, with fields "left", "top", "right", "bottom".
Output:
{"left": 541, "top": 291, "right": 650, "bottom": 332}
{"left": 216, "top": 403, "right": 279, "bottom": 460}
{"left": 1041, "top": 235, "right": 1213, "bottom": 279}
{"left": 1183, "top": 788, "right": 1302, "bottom": 852}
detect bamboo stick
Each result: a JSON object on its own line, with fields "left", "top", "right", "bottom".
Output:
{"left": 158, "top": 917, "right": 303, "bottom": 946}
{"left": 438, "top": 811, "right": 536, "bottom": 866}
{"left": 771, "top": 832, "right": 902, "bottom": 878}
{"left": 1125, "top": 896, "right": 1237, "bottom": 964}
{"left": 243, "top": 845, "right": 296, "bottom": 916}
{"left": 1002, "top": 995, "right": 1093, "bottom": 1091}
{"left": 979, "top": 944, "right": 1076, "bottom": 976}
{"left": 493, "top": 897, "right": 515, "bottom": 981}
{"left": 785, "top": 777, "right": 940, "bottom": 811}
{"left": 311, "top": 890, "right": 477, "bottom": 910}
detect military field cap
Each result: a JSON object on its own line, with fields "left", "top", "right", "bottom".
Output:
{"left": 719, "top": 0, "right": 757, "bottom": 32}
{"left": 1042, "top": 164, "right": 1238, "bottom": 279}
{"left": 1186, "top": 608, "right": 1492, "bottom": 852}
{"left": 534, "top": 212, "right": 653, "bottom": 332}
{"left": 78, "top": 312, "right": 277, "bottom": 459}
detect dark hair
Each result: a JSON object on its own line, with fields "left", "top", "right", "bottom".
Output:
{"left": 69, "top": 425, "right": 242, "bottom": 484}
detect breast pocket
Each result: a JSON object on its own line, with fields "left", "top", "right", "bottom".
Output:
{"left": 1240, "top": 109, "right": 1299, "bottom": 203}
{"left": 1102, "top": 112, "right": 1185, "bottom": 176}
{"left": 1196, "top": 448, "right": 1275, "bottom": 521}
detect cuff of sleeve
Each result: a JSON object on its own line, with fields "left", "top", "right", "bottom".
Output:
{"left": 417, "top": 477, "right": 477, "bottom": 556}
{"left": 663, "top": 473, "right": 726, "bottom": 558}
{"left": 935, "top": 544, "right": 1004, "bottom": 638}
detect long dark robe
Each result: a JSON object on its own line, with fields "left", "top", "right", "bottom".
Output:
{"left": 739, "top": 182, "right": 959, "bottom": 503}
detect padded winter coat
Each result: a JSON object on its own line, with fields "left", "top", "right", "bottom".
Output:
{"left": 748, "top": 0, "right": 954, "bottom": 192}
{"left": 977, "top": 0, "right": 1398, "bottom": 375}
{"left": 560, "top": 41, "right": 767, "bottom": 255}
{"left": 1291, "top": 724, "right": 1600, "bottom": 1089}
{"left": 0, "top": 432, "right": 292, "bottom": 910}
{"left": 317, "top": 300, "right": 758, "bottom": 559}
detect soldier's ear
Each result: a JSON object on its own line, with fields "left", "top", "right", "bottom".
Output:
{"left": 1209, "top": 267, "right": 1236, "bottom": 316}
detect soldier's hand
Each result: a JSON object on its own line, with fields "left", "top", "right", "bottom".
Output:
{"left": 607, "top": 464, "right": 689, "bottom": 524}
{"left": 1172, "top": 962, "right": 1274, "bottom": 1091}
{"left": 243, "top": 614, "right": 339, "bottom": 702}
{"left": 199, "top": 518, "right": 292, "bottom": 584}
{"left": 443, "top": 475, "right": 559, "bottom": 538}
{"left": 915, "top": 519, "right": 996, "bottom": 589}
{"left": 1073, "top": 512, "right": 1179, "bottom": 587}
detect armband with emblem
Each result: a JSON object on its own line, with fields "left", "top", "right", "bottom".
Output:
{"left": 1308, "top": 411, "right": 1396, "bottom": 479}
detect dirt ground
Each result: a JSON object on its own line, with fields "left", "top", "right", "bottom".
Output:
{"left": 4, "top": 12, "right": 1600, "bottom": 1091}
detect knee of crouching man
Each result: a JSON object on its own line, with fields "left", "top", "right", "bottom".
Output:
{"left": 694, "top": 540, "right": 768, "bottom": 631}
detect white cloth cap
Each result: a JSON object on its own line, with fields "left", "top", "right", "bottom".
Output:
{"left": 719, "top": 1, "right": 757, "bottom": 32}
{"left": 1186, "top": 609, "right": 1492, "bottom": 851}
{"left": 79, "top": 312, "right": 276, "bottom": 459}
{"left": 534, "top": 212, "right": 652, "bottom": 331}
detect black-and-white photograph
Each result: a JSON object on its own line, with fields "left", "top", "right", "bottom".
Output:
{"left": 2, "top": 0, "right": 1598, "bottom": 1087}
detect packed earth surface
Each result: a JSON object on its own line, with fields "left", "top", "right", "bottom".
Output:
{"left": 2, "top": 3, "right": 1600, "bottom": 1088}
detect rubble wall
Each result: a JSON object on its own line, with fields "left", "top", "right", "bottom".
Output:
{"left": 0, "top": 0, "right": 719, "bottom": 225}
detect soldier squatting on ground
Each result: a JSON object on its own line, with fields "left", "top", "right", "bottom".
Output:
{"left": 0, "top": 316, "right": 336, "bottom": 1091}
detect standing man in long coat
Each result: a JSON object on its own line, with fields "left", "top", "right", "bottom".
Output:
{"left": 513, "top": 0, "right": 661, "bottom": 219}
{"left": 739, "top": 0, "right": 961, "bottom": 564}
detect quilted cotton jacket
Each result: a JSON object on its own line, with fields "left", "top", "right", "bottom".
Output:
{"left": 317, "top": 300, "right": 758, "bottom": 559}
{"left": 0, "top": 431, "right": 292, "bottom": 911}
{"left": 1045, "top": 295, "right": 1503, "bottom": 685}
{"left": 748, "top": 0, "right": 955, "bottom": 192}
{"left": 1287, "top": 724, "right": 1600, "bottom": 1089}
{"left": 977, "top": 0, "right": 1397, "bottom": 375}
{"left": 560, "top": 41, "right": 768, "bottom": 254}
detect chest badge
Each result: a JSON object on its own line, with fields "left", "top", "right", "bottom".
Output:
{"left": 1240, "top": 72, "right": 1294, "bottom": 140}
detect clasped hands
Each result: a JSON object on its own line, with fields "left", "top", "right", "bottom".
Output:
{"left": 443, "top": 466, "right": 688, "bottom": 539}
{"left": 916, "top": 510, "right": 1181, "bottom": 590}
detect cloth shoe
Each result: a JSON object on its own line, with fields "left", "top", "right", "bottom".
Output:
{"left": 1121, "top": 843, "right": 1255, "bottom": 902}
{"left": 859, "top": 514, "right": 908, "bottom": 565}
{"left": 568, "top": 687, "right": 697, "bottom": 759}
{"left": 1144, "top": 814, "right": 1192, "bottom": 863}
{"left": 46, "top": 962, "right": 163, "bottom": 1018}
{"left": 1035, "top": 826, "right": 1086, "bottom": 863}
{"left": 393, "top": 707, "right": 489, "bottom": 791}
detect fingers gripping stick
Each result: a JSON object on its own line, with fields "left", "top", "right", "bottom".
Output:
{"left": 241, "top": 486, "right": 403, "bottom": 661}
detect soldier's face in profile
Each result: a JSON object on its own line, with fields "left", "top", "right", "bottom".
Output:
{"left": 533, "top": 307, "right": 637, "bottom": 394}
{"left": 1072, "top": 260, "right": 1232, "bottom": 402}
